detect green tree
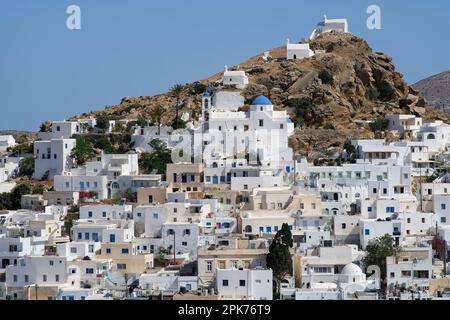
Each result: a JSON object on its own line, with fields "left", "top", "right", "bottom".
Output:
{"left": 139, "top": 139, "right": 172, "bottom": 175}
{"left": 344, "top": 140, "right": 356, "bottom": 155}
{"left": 39, "top": 121, "right": 52, "bottom": 133}
{"left": 10, "top": 184, "right": 32, "bottom": 209}
{"left": 170, "top": 84, "right": 184, "bottom": 130}
{"left": 170, "top": 117, "right": 187, "bottom": 130}
{"left": 18, "top": 157, "right": 35, "bottom": 178}
{"left": 366, "top": 87, "right": 380, "bottom": 101}
{"left": 0, "top": 193, "right": 13, "bottom": 210}
{"left": 32, "top": 185, "right": 46, "bottom": 195}
{"left": 71, "top": 137, "right": 96, "bottom": 166}
{"left": 369, "top": 118, "right": 389, "bottom": 133}
{"left": 256, "top": 78, "right": 276, "bottom": 98}
{"left": 150, "top": 105, "right": 165, "bottom": 135}
{"left": 191, "top": 82, "right": 207, "bottom": 95}
{"left": 96, "top": 114, "right": 110, "bottom": 130}
{"left": 319, "top": 69, "right": 334, "bottom": 85}
{"left": 9, "top": 143, "right": 33, "bottom": 155}
{"left": 137, "top": 114, "right": 149, "bottom": 128}
{"left": 267, "top": 223, "right": 293, "bottom": 296}
{"left": 94, "top": 136, "right": 116, "bottom": 154}
{"left": 362, "top": 234, "right": 399, "bottom": 286}
{"left": 113, "top": 188, "right": 137, "bottom": 204}
{"left": 378, "top": 80, "right": 396, "bottom": 101}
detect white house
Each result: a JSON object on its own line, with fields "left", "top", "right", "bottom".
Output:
{"left": 5, "top": 256, "right": 68, "bottom": 299}
{"left": 162, "top": 222, "right": 199, "bottom": 260}
{"left": 33, "top": 139, "right": 76, "bottom": 180}
{"left": 216, "top": 268, "right": 273, "bottom": 300}
{"left": 434, "top": 194, "right": 450, "bottom": 225}
{"left": 54, "top": 174, "right": 109, "bottom": 200}
{"left": 360, "top": 218, "right": 405, "bottom": 250}
{"left": 286, "top": 42, "right": 314, "bottom": 60}
{"left": 386, "top": 246, "right": 433, "bottom": 294}
{"left": 0, "top": 135, "right": 16, "bottom": 152}
{"left": 222, "top": 67, "right": 249, "bottom": 89}
{"left": 0, "top": 237, "right": 32, "bottom": 269}
{"left": 310, "top": 15, "right": 349, "bottom": 40}
{"left": 386, "top": 115, "right": 422, "bottom": 136}
{"left": 79, "top": 204, "right": 133, "bottom": 220}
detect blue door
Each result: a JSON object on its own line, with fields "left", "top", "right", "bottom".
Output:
{"left": 213, "top": 176, "right": 219, "bottom": 184}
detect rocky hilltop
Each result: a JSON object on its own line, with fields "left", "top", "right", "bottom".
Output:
{"left": 413, "top": 70, "right": 450, "bottom": 113}
{"left": 72, "top": 31, "right": 450, "bottom": 158}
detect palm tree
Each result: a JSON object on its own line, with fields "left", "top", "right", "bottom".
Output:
{"left": 170, "top": 84, "right": 184, "bottom": 129}
{"left": 150, "top": 105, "right": 165, "bottom": 135}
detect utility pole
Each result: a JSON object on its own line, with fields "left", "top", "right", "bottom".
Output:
{"left": 173, "top": 231, "right": 176, "bottom": 265}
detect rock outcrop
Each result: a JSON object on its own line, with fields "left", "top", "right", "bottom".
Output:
{"left": 71, "top": 31, "right": 450, "bottom": 158}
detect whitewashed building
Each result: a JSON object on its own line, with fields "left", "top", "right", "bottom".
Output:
{"left": 216, "top": 268, "right": 272, "bottom": 300}
{"left": 33, "top": 139, "right": 76, "bottom": 180}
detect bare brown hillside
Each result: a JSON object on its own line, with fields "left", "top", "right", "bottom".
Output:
{"left": 71, "top": 31, "right": 450, "bottom": 158}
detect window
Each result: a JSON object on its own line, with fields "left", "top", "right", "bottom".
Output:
{"left": 55, "top": 274, "right": 60, "bottom": 282}
{"left": 43, "top": 274, "right": 47, "bottom": 282}
{"left": 85, "top": 233, "right": 90, "bottom": 240}
{"left": 153, "top": 213, "right": 158, "bottom": 219}
{"left": 183, "top": 229, "right": 191, "bottom": 236}
{"left": 442, "top": 204, "right": 447, "bottom": 210}
{"left": 49, "top": 260, "right": 54, "bottom": 266}
{"left": 422, "top": 218, "right": 426, "bottom": 223}
{"left": 24, "top": 275, "right": 29, "bottom": 283}
{"left": 182, "top": 242, "right": 188, "bottom": 246}
{"left": 206, "top": 261, "right": 213, "bottom": 273}
{"left": 342, "top": 223, "right": 347, "bottom": 230}
{"left": 441, "top": 217, "right": 447, "bottom": 224}
{"left": 86, "top": 268, "right": 94, "bottom": 274}
{"left": 239, "top": 280, "right": 246, "bottom": 287}
{"left": 121, "top": 248, "right": 129, "bottom": 254}
{"left": 364, "top": 229, "right": 370, "bottom": 235}
{"left": 401, "top": 271, "right": 411, "bottom": 277}
{"left": 110, "top": 234, "right": 116, "bottom": 243}
{"left": 13, "top": 275, "right": 17, "bottom": 282}
{"left": 368, "top": 207, "right": 373, "bottom": 213}
{"left": 259, "top": 120, "right": 264, "bottom": 127}
{"left": 222, "top": 280, "right": 229, "bottom": 287}
{"left": 117, "top": 264, "right": 127, "bottom": 270}
{"left": 106, "top": 248, "right": 111, "bottom": 254}
{"left": 77, "top": 233, "right": 82, "bottom": 240}
{"left": 88, "top": 211, "right": 93, "bottom": 218}
{"left": 390, "top": 272, "right": 395, "bottom": 278}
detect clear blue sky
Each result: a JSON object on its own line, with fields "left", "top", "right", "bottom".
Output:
{"left": 1, "top": 0, "right": 450, "bottom": 131}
